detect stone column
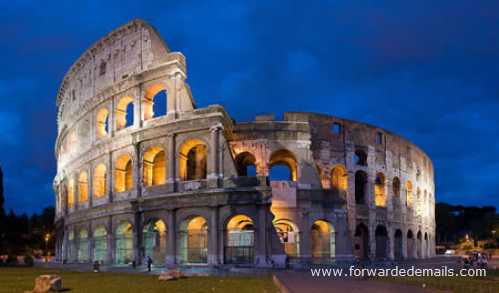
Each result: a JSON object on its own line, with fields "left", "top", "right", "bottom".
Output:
{"left": 107, "top": 217, "right": 113, "bottom": 264}
{"left": 207, "top": 124, "right": 223, "bottom": 188}
{"left": 108, "top": 153, "right": 114, "bottom": 203}
{"left": 167, "top": 74, "right": 179, "bottom": 117}
{"left": 133, "top": 212, "right": 143, "bottom": 265}
{"left": 166, "top": 134, "right": 176, "bottom": 192}
{"left": 208, "top": 207, "right": 220, "bottom": 266}
{"left": 165, "top": 209, "right": 176, "bottom": 268}
{"left": 88, "top": 224, "right": 94, "bottom": 262}
{"left": 133, "top": 87, "right": 142, "bottom": 128}
{"left": 88, "top": 167, "right": 93, "bottom": 208}
{"left": 134, "top": 143, "right": 142, "bottom": 198}
{"left": 298, "top": 212, "right": 312, "bottom": 262}
{"left": 333, "top": 212, "right": 354, "bottom": 261}
{"left": 388, "top": 227, "right": 395, "bottom": 260}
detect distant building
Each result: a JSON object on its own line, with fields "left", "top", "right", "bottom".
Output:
{"left": 54, "top": 19, "right": 435, "bottom": 267}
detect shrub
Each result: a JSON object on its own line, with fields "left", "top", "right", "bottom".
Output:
{"left": 23, "top": 255, "right": 34, "bottom": 267}
{"left": 6, "top": 255, "right": 17, "bottom": 265}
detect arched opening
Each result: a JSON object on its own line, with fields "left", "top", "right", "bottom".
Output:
{"left": 96, "top": 108, "right": 110, "bottom": 137}
{"left": 179, "top": 139, "right": 207, "bottom": 181}
{"left": 235, "top": 152, "right": 257, "bottom": 177}
{"left": 416, "top": 231, "right": 422, "bottom": 258}
{"left": 269, "top": 149, "right": 297, "bottom": 181}
{"left": 144, "top": 84, "right": 167, "bottom": 120}
{"left": 225, "top": 214, "right": 255, "bottom": 264}
{"left": 375, "top": 225, "right": 388, "bottom": 259}
{"left": 115, "top": 222, "right": 133, "bottom": 265}
{"left": 93, "top": 164, "right": 107, "bottom": 198}
{"left": 374, "top": 172, "right": 386, "bottom": 207}
{"left": 179, "top": 216, "right": 208, "bottom": 264}
{"left": 67, "top": 230, "right": 76, "bottom": 262}
{"left": 274, "top": 219, "right": 300, "bottom": 257}
{"left": 355, "top": 171, "right": 367, "bottom": 205}
{"left": 115, "top": 154, "right": 133, "bottom": 192}
{"left": 78, "top": 172, "right": 88, "bottom": 204}
{"left": 331, "top": 165, "right": 348, "bottom": 192}
{"left": 353, "top": 150, "right": 367, "bottom": 166}
{"left": 67, "top": 178, "right": 75, "bottom": 209}
{"left": 416, "top": 188, "right": 422, "bottom": 216}
{"left": 93, "top": 226, "right": 107, "bottom": 263}
{"left": 143, "top": 219, "right": 167, "bottom": 266}
{"left": 407, "top": 230, "right": 415, "bottom": 259}
{"left": 116, "top": 96, "right": 134, "bottom": 130}
{"left": 143, "top": 147, "right": 166, "bottom": 186}
{"left": 354, "top": 223, "right": 369, "bottom": 260}
{"left": 406, "top": 181, "right": 413, "bottom": 209}
{"left": 392, "top": 177, "right": 401, "bottom": 208}
{"left": 394, "top": 229, "right": 403, "bottom": 260}
{"left": 78, "top": 229, "right": 89, "bottom": 263}
{"left": 311, "top": 220, "right": 335, "bottom": 259}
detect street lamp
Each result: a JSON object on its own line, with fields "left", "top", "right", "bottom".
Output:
{"left": 44, "top": 233, "right": 51, "bottom": 263}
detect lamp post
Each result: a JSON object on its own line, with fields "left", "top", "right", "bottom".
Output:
{"left": 44, "top": 233, "right": 51, "bottom": 263}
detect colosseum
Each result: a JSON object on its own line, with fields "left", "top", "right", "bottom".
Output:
{"left": 53, "top": 19, "right": 435, "bottom": 268}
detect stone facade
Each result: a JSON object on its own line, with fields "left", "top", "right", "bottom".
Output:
{"left": 53, "top": 19, "right": 435, "bottom": 268}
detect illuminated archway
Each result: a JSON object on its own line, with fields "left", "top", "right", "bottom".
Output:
{"left": 143, "top": 147, "right": 166, "bottom": 186}
{"left": 143, "top": 219, "right": 167, "bottom": 266}
{"left": 78, "top": 171, "right": 88, "bottom": 204}
{"left": 115, "top": 222, "right": 133, "bottom": 265}
{"left": 269, "top": 149, "right": 297, "bottom": 181}
{"left": 143, "top": 84, "right": 167, "bottom": 120}
{"left": 311, "top": 220, "right": 335, "bottom": 259}
{"left": 331, "top": 165, "right": 348, "bottom": 192}
{"left": 67, "top": 230, "right": 76, "bottom": 262}
{"left": 179, "top": 216, "right": 208, "bottom": 264}
{"left": 406, "top": 181, "right": 413, "bottom": 208}
{"left": 407, "top": 230, "right": 415, "bottom": 259}
{"left": 116, "top": 96, "right": 134, "bottom": 130}
{"left": 78, "top": 229, "right": 89, "bottom": 263}
{"left": 392, "top": 177, "right": 401, "bottom": 207}
{"left": 93, "top": 164, "right": 107, "bottom": 198}
{"left": 179, "top": 139, "right": 207, "bottom": 181}
{"left": 394, "top": 229, "right": 403, "bottom": 260}
{"left": 93, "top": 226, "right": 107, "bottom": 263}
{"left": 274, "top": 219, "right": 300, "bottom": 257}
{"left": 115, "top": 154, "right": 133, "bottom": 192}
{"left": 96, "top": 108, "right": 110, "bottom": 137}
{"left": 67, "top": 178, "right": 75, "bottom": 209}
{"left": 374, "top": 172, "right": 386, "bottom": 207}
{"left": 225, "top": 214, "right": 255, "bottom": 264}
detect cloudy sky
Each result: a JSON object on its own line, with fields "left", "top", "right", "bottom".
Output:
{"left": 0, "top": 0, "right": 498, "bottom": 214}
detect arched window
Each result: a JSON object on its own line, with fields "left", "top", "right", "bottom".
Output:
{"left": 93, "top": 164, "right": 107, "bottom": 198}
{"left": 143, "top": 84, "right": 167, "bottom": 120}
{"left": 96, "top": 108, "right": 110, "bottom": 137}
{"left": 274, "top": 219, "right": 300, "bottom": 257}
{"left": 115, "top": 222, "right": 133, "bottom": 264}
{"left": 235, "top": 152, "right": 257, "bottom": 177}
{"left": 78, "top": 229, "right": 89, "bottom": 262}
{"left": 179, "top": 216, "right": 208, "bottom": 264}
{"left": 311, "top": 220, "right": 335, "bottom": 259}
{"left": 143, "top": 219, "right": 167, "bottom": 265}
{"left": 225, "top": 214, "right": 255, "bottom": 264}
{"left": 355, "top": 171, "right": 367, "bottom": 205}
{"left": 353, "top": 150, "right": 367, "bottom": 166}
{"left": 115, "top": 154, "right": 133, "bottom": 192}
{"left": 78, "top": 171, "right": 88, "bottom": 203}
{"left": 93, "top": 226, "right": 107, "bottom": 263}
{"left": 179, "top": 139, "right": 207, "bottom": 181}
{"left": 331, "top": 165, "right": 348, "bottom": 191}
{"left": 269, "top": 149, "right": 297, "bottom": 181}
{"left": 406, "top": 181, "right": 413, "bottom": 208}
{"left": 374, "top": 172, "right": 386, "bottom": 207}
{"left": 116, "top": 96, "right": 134, "bottom": 130}
{"left": 392, "top": 177, "right": 401, "bottom": 207}
{"left": 67, "top": 178, "right": 75, "bottom": 209}
{"left": 143, "top": 147, "right": 166, "bottom": 186}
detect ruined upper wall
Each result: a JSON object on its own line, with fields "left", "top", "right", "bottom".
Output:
{"left": 56, "top": 19, "right": 170, "bottom": 129}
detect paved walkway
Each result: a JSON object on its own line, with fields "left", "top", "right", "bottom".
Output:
{"left": 273, "top": 271, "right": 434, "bottom": 293}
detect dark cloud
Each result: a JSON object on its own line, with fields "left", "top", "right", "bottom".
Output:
{"left": 0, "top": 0, "right": 498, "bottom": 213}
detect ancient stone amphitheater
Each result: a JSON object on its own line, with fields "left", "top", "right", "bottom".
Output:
{"left": 54, "top": 19, "right": 435, "bottom": 268}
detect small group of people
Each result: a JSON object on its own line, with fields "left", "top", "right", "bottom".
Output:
{"left": 461, "top": 252, "right": 489, "bottom": 269}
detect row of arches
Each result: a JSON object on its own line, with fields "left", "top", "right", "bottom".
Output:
{"left": 354, "top": 223, "right": 432, "bottom": 260}
{"left": 95, "top": 85, "right": 168, "bottom": 138}
{"left": 234, "top": 149, "right": 297, "bottom": 181}
{"left": 354, "top": 171, "right": 431, "bottom": 210}
{"left": 64, "top": 139, "right": 208, "bottom": 209}
{"left": 64, "top": 216, "right": 337, "bottom": 265}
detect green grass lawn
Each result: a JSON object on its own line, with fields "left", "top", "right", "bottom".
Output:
{"left": 0, "top": 267, "right": 278, "bottom": 293}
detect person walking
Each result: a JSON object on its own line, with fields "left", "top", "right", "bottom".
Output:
{"left": 147, "top": 256, "right": 153, "bottom": 272}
